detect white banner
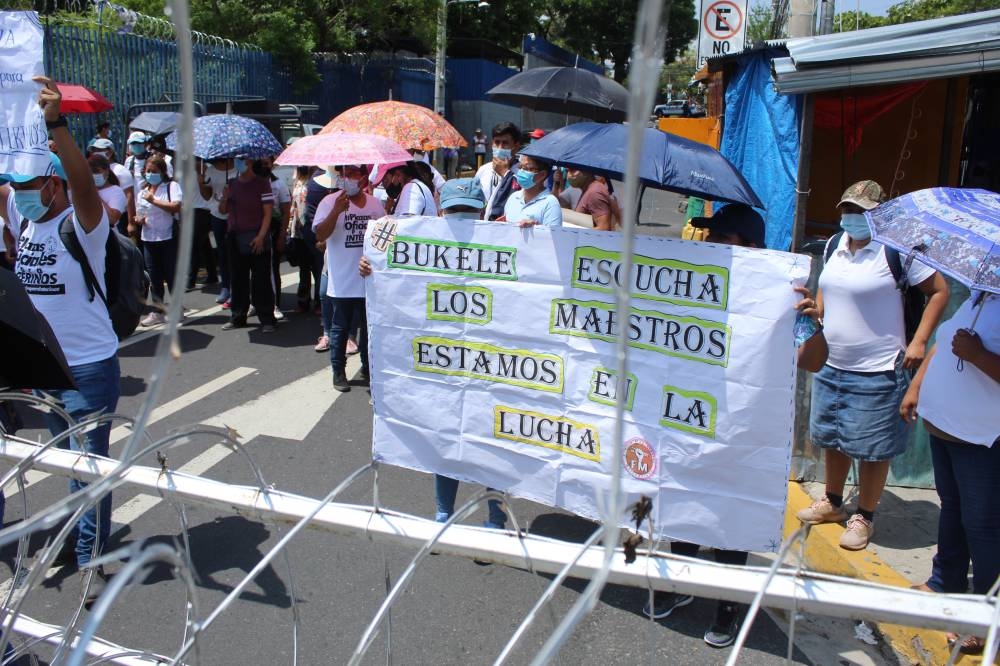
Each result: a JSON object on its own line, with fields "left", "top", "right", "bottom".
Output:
{"left": 0, "top": 11, "right": 48, "bottom": 177}
{"left": 697, "top": 0, "right": 748, "bottom": 68}
{"left": 365, "top": 217, "right": 810, "bottom": 552}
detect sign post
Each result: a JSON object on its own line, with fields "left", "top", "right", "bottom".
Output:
{"left": 697, "top": 0, "right": 748, "bottom": 68}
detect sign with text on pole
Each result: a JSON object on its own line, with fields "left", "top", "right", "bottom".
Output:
{"left": 697, "top": 0, "right": 748, "bottom": 68}
{"left": 364, "top": 216, "right": 810, "bottom": 553}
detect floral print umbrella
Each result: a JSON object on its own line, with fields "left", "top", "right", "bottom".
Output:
{"left": 274, "top": 132, "right": 411, "bottom": 167}
{"left": 866, "top": 187, "right": 1000, "bottom": 294}
{"left": 165, "top": 114, "right": 283, "bottom": 160}
{"left": 319, "top": 101, "right": 467, "bottom": 151}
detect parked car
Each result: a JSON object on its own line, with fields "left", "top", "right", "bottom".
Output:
{"left": 652, "top": 99, "right": 706, "bottom": 118}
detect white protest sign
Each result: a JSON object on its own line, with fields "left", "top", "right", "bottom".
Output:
{"left": 0, "top": 11, "right": 49, "bottom": 178}
{"left": 365, "top": 217, "right": 810, "bottom": 552}
{"left": 697, "top": 0, "right": 748, "bottom": 68}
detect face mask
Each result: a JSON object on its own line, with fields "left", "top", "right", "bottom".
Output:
{"left": 343, "top": 178, "right": 362, "bottom": 197}
{"left": 515, "top": 169, "right": 539, "bottom": 190}
{"left": 93, "top": 173, "right": 107, "bottom": 187}
{"left": 840, "top": 213, "right": 871, "bottom": 240}
{"left": 92, "top": 151, "right": 110, "bottom": 160}
{"left": 444, "top": 211, "right": 481, "bottom": 221}
{"left": 146, "top": 173, "right": 163, "bottom": 186}
{"left": 493, "top": 147, "right": 512, "bottom": 161}
{"left": 235, "top": 158, "right": 247, "bottom": 175}
{"left": 13, "top": 181, "right": 53, "bottom": 221}
{"left": 384, "top": 182, "right": 403, "bottom": 200}
{"left": 130, "top": 143, "right": 146, "bottom": 157}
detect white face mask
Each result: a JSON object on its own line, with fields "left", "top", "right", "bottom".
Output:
{"left": 444, "top": 211, "right": 481, "bottom": 221}
{"left": 343, "top": 178, "right": 363, "bottom": 197}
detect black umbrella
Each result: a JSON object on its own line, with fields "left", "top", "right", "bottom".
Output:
{"left": 0, "top": 270, "right": 75, "bottom": 390}
{"left": 129, "top": 111, "right": 181, "bottom": 136}
{"left": 486, "top": 67, "right": 628, "bottom": 123}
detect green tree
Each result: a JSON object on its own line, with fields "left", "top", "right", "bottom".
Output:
{"left": 832, "top": 10, "right": 887, "bottom": 31}
{"left": 885, "top": 0, "right": 1000, "bottom": 23}
{"left": 746, "top": 0, "right": 790, "bottom": 43}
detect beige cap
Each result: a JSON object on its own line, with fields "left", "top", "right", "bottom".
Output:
{"left": 838, "top": 180, "right": 886, "bottom": 210}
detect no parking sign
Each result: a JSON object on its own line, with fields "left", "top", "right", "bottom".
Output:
{"left": 697, "top": 0, "right": 747, "bottom": 67}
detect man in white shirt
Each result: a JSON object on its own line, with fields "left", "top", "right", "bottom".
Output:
{"left": 88, "top": 138, "right": 134, "bottom": 233}
{"left": 474, "top": 122, "right": 520, "bottom": 221}
{"left": 313, "top": 164, "right": 384, "bottom": 392}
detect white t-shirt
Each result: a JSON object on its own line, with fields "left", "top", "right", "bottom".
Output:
{"left": 312, "top": 193, "right": 384, "bottom": 298}
{"left": 396, "top": 179, "right": 437, "bottom": 217}
{"left": 139, "top": 181, "right": 182, "bottom": 242}
{"left": 10, "top": 200, "right": 117, "bottom": 367}
{"left": 1, "top": 195, "right": 22, "bottom": 253}
{"left": 819, "top": 235, "right": 935, "bottom": 372}
{"left": 917, "top": 294, "right": 1000, "bottom": 446}
{"left": 198, "top": 165, "right": 229, "bottom": 219}
{"left": 270, "top": 177, "right": 291, "bottom": 207}
{"left": 428, "top": 163, "right": 446, "bottom": 192}
{"left": 110, "top": 163, "right": 134, "bottom": 193}
{"left": 475, "top": 163, "right": 497, "bottom": 204}
{"left": 97, "top": 185, "right": 127, "bottom": 218}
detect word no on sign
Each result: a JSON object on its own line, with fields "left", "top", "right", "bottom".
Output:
{"left": 697, "top": 0, "right": 747, "bottom": 67}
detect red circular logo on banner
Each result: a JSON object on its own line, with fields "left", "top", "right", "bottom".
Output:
{"left": 623, "top": 438, "right": 657, "bottom": 480}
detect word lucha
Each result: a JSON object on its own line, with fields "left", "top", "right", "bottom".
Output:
{"left": 494, "top": 406, "right": 600, "bottom": 462}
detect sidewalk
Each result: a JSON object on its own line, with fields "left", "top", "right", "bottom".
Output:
{"left": 785, "top": 481, "right": 990, "bottom": 666}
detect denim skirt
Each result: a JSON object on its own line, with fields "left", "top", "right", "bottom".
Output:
{"left": 809, "top": 356, "right": 911, "bottom": 461}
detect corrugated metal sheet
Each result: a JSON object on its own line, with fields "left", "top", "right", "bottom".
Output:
{"left": 772, "top": 9, "right": 1000, "bottom": 93}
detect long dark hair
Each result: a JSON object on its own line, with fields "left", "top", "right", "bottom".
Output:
{"left": 411, "top": 161, "right": 435, "bottom": 193}
{"left": 87, "top": 154, "right": 120, "bottom": 187}
{"left": 144, "top": 155, "right": 171, "bottom": 184}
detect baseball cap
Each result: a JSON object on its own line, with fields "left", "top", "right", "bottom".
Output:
{"left": 440, "top": 177, "right": 485, "bottom": 210}
{"left": 127, "top": 130, "right": 149, "bottom": 145}
{"left": 89, "top": 138, "right": 114, "bottom": 151}
{"left": 690, "top": 204, "right": 766, "bottom": 247}
{"left": 371, "top": 161, "right": 408, "bottom": 187}
{"left": 530, "top": 128, "right": 546, "bottom": 139}
{"left": 0, "top": 152, "right": 67, "bottom": 184}
{"left": 838, "top": 180, "right": 886, "bottom": 210}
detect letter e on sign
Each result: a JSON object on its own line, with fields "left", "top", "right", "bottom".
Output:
{"left": 623, "top": 437, "right": 657, "bottom": 481}
{"left": 697, "top": 0, "right": 747, "bottom": 67}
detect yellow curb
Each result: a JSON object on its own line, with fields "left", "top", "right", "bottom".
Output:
{"left": 785, "top": 482, "right": 988, "bottom": 666}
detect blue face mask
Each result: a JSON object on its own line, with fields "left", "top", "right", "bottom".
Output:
{"left": 130, "top": 143, "right": 146, "bottom": 158}
{"left": 444, "top": 211, "right": 481, "bottom": 221}
{"left": 146, "top": 173, "right": 163, "bottom": 186}
{"left": 13, "top": 181, "right": 53, "bottom": 221}
{"left": 840, "top": 213, "right": 871, "bottom": 240}
{"left": 515, "top": 168, "right": 538, "bottom": 190}
{"left": 493, "top": 147, "right": 512, "bottom": 161}
{"left": 235, "top": 158, "right": 247, "bottom": 175}
{"left": 93, "top": 173, "right": 107, "bottom": 187}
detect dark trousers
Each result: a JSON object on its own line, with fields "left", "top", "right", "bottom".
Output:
{"left": 927, "top": 434, "right": 1000, "bottom": 595}
{"left": 296, "top": 226, "right": 323, "bottom": 309}
{"left": 328, "top": 297, "right": 368, "bottom": 373}
{"left": 270, "top": 228, "right": 282, "bottom": 310}
{"left": 227, "top": 234, "right": 275, "bottom": 325}
{"left": 188, "top": 208, "right": 217, "bottom": 285}
{"left": 210, "top": 216, "right": 229, "bottom": 290}
{"left": 143, "top": 238, "right": 177, "bottom": 306}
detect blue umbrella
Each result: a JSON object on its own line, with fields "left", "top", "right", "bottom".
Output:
{"left": 519, "top": 122, "right": 763, "bottom": 208}
{"left": 867, "top": 187, "right": 1000, "bottom": 295}
{"left": 166, "top": 115, "right": 283, "bottom": 160}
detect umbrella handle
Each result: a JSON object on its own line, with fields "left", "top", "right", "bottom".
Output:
{"left": 955, "top": 292, "right": 987, "bottom": 372}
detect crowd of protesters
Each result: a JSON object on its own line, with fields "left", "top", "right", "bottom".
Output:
{"left": 0, "top": 81, "right": 996, "bottom": 656}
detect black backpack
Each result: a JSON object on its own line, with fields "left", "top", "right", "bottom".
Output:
{"left": 823, "top": 231, "right": 927, "bottom": 343}
{"left": 60, "top": 215, "right": 150, "bottom": 340}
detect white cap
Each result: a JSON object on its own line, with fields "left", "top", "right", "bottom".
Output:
{"left": 127, "top": 131, "right": 149, "bottom": 144}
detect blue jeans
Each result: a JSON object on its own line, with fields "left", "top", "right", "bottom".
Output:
{"left": 319, "top": 273, "right": 333, "bottom": 337}
{"left": 42, "top": 355, "right": 120, "bottom": 566}
{"left": 328, "top": 298, "right": 368, "bottom": 374}
{"left": 434, "top": 474, "right": 507, "bottom": 528}
{"left": 927, "top": 433, "right": 1000, "bottom": 595}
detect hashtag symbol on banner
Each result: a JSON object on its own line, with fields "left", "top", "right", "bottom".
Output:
{"left": 371, "top": 220, "right": 397, "bottom": 252}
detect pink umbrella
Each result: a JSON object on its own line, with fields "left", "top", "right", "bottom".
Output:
{"left": 274, "top": 132, "right": 411, "bottom": 167}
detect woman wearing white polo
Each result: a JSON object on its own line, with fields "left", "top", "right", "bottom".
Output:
{"left": 797, "top": 180, "right": 949, "bottom": 550}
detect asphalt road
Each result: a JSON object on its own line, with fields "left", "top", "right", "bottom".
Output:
{"left": 1, "top": 221, "right": 837, "bottom": 665}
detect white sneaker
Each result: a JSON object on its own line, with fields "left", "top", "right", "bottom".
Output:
{"left": 274, "top": 308, "right": 285, "bottom": 320}
{"left": 248, "top": 305, "right": 257, "bottom": 317}
{"left": 140, "top": 312, "right": 165, "bottom": 327}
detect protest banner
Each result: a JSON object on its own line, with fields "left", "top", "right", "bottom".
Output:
{"left": 0, "top": 11, "right": 48, "bottom": 177}
{"left": 364, "top": 217, "right": 811, "bottom": 552}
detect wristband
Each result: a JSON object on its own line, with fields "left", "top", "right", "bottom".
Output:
{"left": 45, "top": 115, "right": 68, "bottom": 131}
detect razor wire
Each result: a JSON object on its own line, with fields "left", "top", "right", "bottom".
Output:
{"left": 0, "top": 0, "right": 999, "bottom": 663}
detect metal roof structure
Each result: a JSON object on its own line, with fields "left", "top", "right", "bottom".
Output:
{"left": 772, "top": 9, "right": 1000, "bottom": 93}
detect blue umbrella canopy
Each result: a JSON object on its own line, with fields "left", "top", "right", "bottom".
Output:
{"left": 867, "top": 187, "right": 1000, "bottom": 294}
{"left": 166, "top": 114, "right": 283, "bottom": 160}
{"left": 519, "top": 122, "right": 762, "bottom": 208}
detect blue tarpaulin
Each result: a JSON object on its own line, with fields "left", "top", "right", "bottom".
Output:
{"left": 719, "top": 50, "right": 802, "bottom": 251}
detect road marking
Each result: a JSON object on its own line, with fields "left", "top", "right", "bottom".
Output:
{"left": 3, "top": 367, "right": 257, "bottom": 497}
{"left": 119, "top": 271, "right": 302, "bottom": 348}
{"left": 110, "top": 359, "right": 359, "bottom": 529}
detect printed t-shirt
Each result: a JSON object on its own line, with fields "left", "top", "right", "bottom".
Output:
{"left": 9, "top": 197, "right": 117, "bottom": 367}
{"left": 313, "top": 193, "right": 384, "bottom": 298}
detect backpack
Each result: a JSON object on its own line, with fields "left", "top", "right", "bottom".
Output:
{"left": 823, "top": 231, "right": 927, "bottom": 343}
{"left": 60, "top": 215, "right": 150, "bottom": 340}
